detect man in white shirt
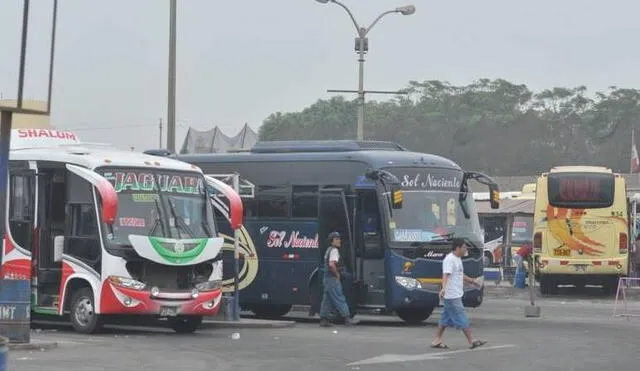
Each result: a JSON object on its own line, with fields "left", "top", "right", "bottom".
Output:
{"left": 430, "top": 238, "right": 486, "bottom": 349}
{"left": 319, "top": 232, "right": 359, "bottom": 327}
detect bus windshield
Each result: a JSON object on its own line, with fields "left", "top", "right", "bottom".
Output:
{"left": 383, "top": 167, "right": 483, "bottom": 247}
{"left": 384, "top": 190, "right": 483, "bottom": 246}
{"left": 96, "top": 167, "right": 216, "bottom": 246}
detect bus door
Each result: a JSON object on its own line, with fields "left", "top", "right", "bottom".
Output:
{"left": 35, "top": 166, "right": 66, "bottom": 309}
{"left": 355, "top": 189, "right": 385, "bottom": 306}
{"left": 7, "top": 164, "right": 36, "bottom": 278}
{"left": 310, "top": 187, "right": 357, "bottom": 315}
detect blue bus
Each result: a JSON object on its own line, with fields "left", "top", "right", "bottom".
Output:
{"left": 147, "top": 140, "right": 499, "bottom": 323}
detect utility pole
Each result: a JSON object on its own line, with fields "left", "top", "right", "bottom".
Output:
{"left": 159, "top": 118, "right": 163, "bottom": 148}
{"left": 316, "top": 1, "right": 415, "bottom": 140}
{"left": 167, "top": 0, "right": 177, "bottom": 153}
{"left": 328, "top": 31, "right": 408, "bottom": 140}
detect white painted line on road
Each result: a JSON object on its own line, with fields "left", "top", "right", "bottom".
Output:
{"left": 347, "top": 344, "right": 518, "bottom": 366}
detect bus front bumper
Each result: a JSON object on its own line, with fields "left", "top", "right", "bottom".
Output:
{"left": 537, "top": 257, "right": 628, "bottom": 275}
{"left": 100, "top": 280, "right": 223, "bottom": 316}
{"left": 389, "top": 276, "right": 484, "bottom": 309}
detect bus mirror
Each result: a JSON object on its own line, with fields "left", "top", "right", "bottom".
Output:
{"left": 392, "top": 188, "right": 403, "bottom": 209}
{"left": 489, "top": 184, "right": 500, "bottom": 209}
{"left": 54, "top": 235, "right": 64, "bottom": 263}
{"left": 365, "top": 168, "right": 379, "bottom": 180}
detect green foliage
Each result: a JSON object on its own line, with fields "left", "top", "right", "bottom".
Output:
{"left": 258, "top": 79, "right": 640, "bottom": 175}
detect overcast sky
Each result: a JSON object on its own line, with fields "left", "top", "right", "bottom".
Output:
{"left": 1, "top": 0, "right": 639, "bottom": 151}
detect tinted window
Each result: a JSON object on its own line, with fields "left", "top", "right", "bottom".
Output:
{"left": 66, "top": 204, "right": 101, "bottom": 263}
{"left": 257, "top": 186, "right": 289, "bottom": 218}
{"left": 548, "top": 172, "right": 614, "bottom": 208}
{"left": 292, "top": 186, "right": 318, "bottom": 218}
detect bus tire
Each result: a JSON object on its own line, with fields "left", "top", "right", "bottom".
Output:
{"left": 251, "top": 304, "right": 292, "bottom": 319}
{"left": 396, "top": 307, "right": 435, "bottom": 324}
{"left": 168, "top": 316, "right": 203, "bottom": 333}
{"left": 70, "top": 287, "right": 103, "bottom": 334}
{"left": 539, "top": 277, "right": 555, "bottom": 296}
{"left": 602, "top": 278, "right": 619, "bottom": 296}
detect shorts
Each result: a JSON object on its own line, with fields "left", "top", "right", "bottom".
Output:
{"left": 439, "top": 298, "right": 470, "bottom": 329}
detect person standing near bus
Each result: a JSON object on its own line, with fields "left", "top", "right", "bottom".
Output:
{"left": 430, "top": 238, "right": 486, "bottom": 349}
{"left": 319, "top": 232, "right": 360, "bottom": 327}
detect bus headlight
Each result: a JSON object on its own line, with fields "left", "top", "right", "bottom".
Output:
{"left": 195, "top": 280, "right": 222, "bottom": 292}
{"left": 395, "top": 276, "right": 422, "bottom": 290}
{"left": 108, "top": 276, "right": 146, "bottom": 291}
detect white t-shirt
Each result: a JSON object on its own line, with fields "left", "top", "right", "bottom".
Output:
{"left": 442, "top": 252, "right": 464, "bottom": 299}
{"left": 328, "top": 247, "right": 340, "bottom": 263}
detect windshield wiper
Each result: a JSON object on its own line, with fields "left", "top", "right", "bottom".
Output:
{"left": 458, "top": 173, "right": 471, "bottom": 219}
{"left": 149, "top": 197, "right": 167, "bottom": 237}
{"left": 167, "top": 196, "right": 195, "bottom": 238}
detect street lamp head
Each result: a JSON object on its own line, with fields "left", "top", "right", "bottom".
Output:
{"left": 315, "top": 0, "right": 331, "bottom": 3}
{"left": 396, "top": 5, "right": 416, "bottom": 15}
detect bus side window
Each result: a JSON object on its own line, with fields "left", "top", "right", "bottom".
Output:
{"left": 65, "top": 204, "right": 101, "bottom": 263}
{"left": 358, "top": 191, "right": 383, "bottom": 259}
{"left": 64, "top": 173, "right": 100, "bottom": 264}
{"left": 292, "top": 186, "right": 318, "bottom": 218}
{"left": 8, "top": 174, "right": 33, "bottom": 250}
{"left": 257, "top": 185, "right": 289, "bottom": 218}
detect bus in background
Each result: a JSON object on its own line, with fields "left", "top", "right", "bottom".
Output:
{"left": 532, "top": 166, "right": 628, "bottom": 294}
{"left": 148, "top": 140, "right": 500, "bottom": 324}
{"left": 3, "top": 128, "right": 241, "bottom": 334}
{"left": 478, "top": 184, "right": 536, "bottom": 269}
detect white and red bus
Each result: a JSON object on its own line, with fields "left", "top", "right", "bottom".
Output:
{"left": 2, "top": 128, "right": 242, "bottom": 333}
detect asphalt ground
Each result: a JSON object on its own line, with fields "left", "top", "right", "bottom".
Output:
{"left": 9, "top": 294, "right": 640, "bottom": 371}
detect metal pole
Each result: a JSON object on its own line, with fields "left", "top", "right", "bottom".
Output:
{"left": 167, "top": 0, "right": 177, "bottom": 153}
{"left": 46, "top": 0, "right": 58, "bottom": 115}
{"left": 356, "top": 32, "right": 365, "bottom": 141}
{"left": 159, "top": 118, "right": 163, "bottom": 148}
{"left": 17, "top": 0, "right": 30, "bottom": 109}
{"left": 232, "top": 173, "right": 241, "bottom": 321}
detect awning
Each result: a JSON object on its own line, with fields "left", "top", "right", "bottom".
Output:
{"left": 476, "top": 198, "right": 534, "bottom": 215}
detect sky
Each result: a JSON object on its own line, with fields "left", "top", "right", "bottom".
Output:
{"left": 1, "top": 0, "right": 640, "bottom": 151}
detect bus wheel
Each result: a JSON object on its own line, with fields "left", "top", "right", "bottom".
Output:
{"left": 70, "top": 288, "right": 103, "bottom": 334}
{"left": 168, "top": 316, "right": 203, "bottom": 333}
{"left": 602, "top": 278, "right": 619, "bottom": 296}
{"left": 396, "top": 307, "right": 435, "bottom": 324}
{"left": 539, "top": 277, "right": 555, "bottom": 296}
{"left": 251, "top": 304, "right": 292, "bottom": 319}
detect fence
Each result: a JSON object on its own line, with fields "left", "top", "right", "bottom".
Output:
{"left": 612, "top": 277, "right": 640, "bottom": 319}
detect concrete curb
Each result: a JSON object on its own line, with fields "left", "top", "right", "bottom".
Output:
{"left": 8, "top": 340, "right": 58, "bottom": 351}
{"left": 202, "top": 319, "right": 296, "bottom": 329}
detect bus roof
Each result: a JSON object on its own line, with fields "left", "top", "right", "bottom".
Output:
{"left": 547, "top": 166, "right": 613, "bottom": 174}
{"left": 9, "top": 128, "right": 201, "bottom": 173}
{"left": 174, "top": 140, "right": 462, "bottom": 170}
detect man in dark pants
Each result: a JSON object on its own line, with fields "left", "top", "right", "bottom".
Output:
{"left": 319, "top": 232, "right": 359, "bottom": 327}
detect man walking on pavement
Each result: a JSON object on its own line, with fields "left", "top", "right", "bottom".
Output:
{"left": 319, "top": 232, "right": 359, "bottom": 327}
{"left": 430, "top": 238, "right": 486, "bottom": 349}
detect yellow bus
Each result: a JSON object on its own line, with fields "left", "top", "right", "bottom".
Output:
{"left": 533, "top": 166, "right": 629, "bottom": 294}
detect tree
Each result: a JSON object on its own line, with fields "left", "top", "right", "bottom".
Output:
{"left": 258, "top": 79, "right": 640, "bottom": 175}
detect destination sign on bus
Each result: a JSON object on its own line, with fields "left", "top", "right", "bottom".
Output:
{"left": 100, "top": 170, "right": 204, "bottom": 195}
{"left": 387, "top": 168, "right": 462, "bottom": 192}
{"left": 548, "top": 173, "right": 614, "bottom": 207}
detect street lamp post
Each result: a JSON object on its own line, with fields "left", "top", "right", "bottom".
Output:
{"left": 167, "top": 0, "right": 177, "bottom": 153}
{"left": 316, "top": 0, "right": 415, "bottom": 140}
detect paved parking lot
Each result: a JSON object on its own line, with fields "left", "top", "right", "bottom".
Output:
{"left": 9, "top": 296, "right": 640, "bottom": 371}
